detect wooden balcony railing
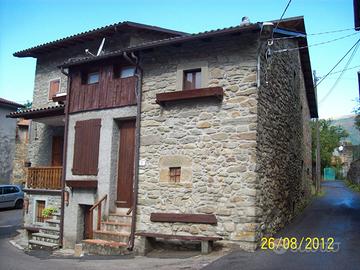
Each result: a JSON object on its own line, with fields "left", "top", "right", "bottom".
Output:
{"left": 27, "top": 167, "right": 62, "bottom": 190}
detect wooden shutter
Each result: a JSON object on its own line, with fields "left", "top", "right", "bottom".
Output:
{"left": 49, "top": 79, "right": 60, "bottom": 99}
{"left": 36, "top": 201, "right": 46, "bottom": 223}
{"left": 72, "top": 119, "right": 101, "bottom": 175}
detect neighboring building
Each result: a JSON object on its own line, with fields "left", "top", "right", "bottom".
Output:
{"left": 9, "top": 17, "right": 317, "bottom": 254}
{"left": 0, "top": 98, "right": 25, "bottom": 184}
{"left": 10, "top": 119, "right": 30, "bottom": 185}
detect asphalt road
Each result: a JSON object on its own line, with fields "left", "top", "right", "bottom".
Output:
{"left": 204, "top": 181, "right": 360, "bottom": 270}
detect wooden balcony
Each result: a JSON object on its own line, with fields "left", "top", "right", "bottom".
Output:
{"left": 27, "top": 167, "right": 62, "bottom": 190}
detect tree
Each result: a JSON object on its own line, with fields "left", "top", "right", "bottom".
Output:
{"left": 23, "top": 100, "right": 32, "bottom": 109}
{"left": 311, "top": 120, "right": 349, "bottom": 171}
{"left": 355, "top": 99, "right": 360, "bottom": 132}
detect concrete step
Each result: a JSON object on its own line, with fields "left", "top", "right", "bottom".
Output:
{"left": 114, "top": 207, "right": 132, "bottom": 215}
{"left": 39, "top": 226, "right": 60, "bottom": 236}
{"left": 32, "top": 232, "right": 59, "bottom": 244}
{"left": 108, "top": 213, "right": 132, "bottom": 223}
{"left": 93, "top": 230, "right": 130, "bottom": 243}
{"left": 45, "top": 219, "right": 60, "bottom": 228}
{"left": 101, "top": 221, "right": 131, "bottom": 233}
{"left": 82, "top": 239, "right": 129, "bottom": 256}
{"left": 29, "top": 239, "right": 59, "bottom": 250}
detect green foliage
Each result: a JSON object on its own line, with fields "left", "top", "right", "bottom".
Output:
{"left": 344, "top": 180, "right": 360, "bottom": 193}
{"left": 23, "top": 100, "right": 32, "bottom": 109}
{"left": 311, "top": 119, "right": 349, "bottom": 171}
{"left": 42, "top": 206, "right": 57, "bottom": 218}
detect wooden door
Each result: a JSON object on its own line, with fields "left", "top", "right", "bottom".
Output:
{"left": 83, "top": 205, "right": 92, "bottom": 239}
{"left": 52, "top": 136, "right": 64, "bottom": 166}
{"left": 117, "top": 120, "right": 136, "bottom": 208}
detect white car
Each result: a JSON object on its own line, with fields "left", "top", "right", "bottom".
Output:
{"left": 0, "top": 185, "right": 24, "bottom": 209}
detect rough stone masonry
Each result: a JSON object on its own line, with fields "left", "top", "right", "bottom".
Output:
{"left": 135, "top": 33, "right": 312, "bottom": 251}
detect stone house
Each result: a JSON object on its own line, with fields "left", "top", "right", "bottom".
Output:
{"left": 9, "top": 16, "right": 317, "bottom": 254}
{"left": 0, "top": 98, "right": 25, "bottom": 184}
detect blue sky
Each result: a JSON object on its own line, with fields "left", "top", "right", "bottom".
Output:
{"left": 0, "top": 0, "right": 359, "bottom": 119}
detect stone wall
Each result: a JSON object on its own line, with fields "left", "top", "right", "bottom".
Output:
{"left": 11, "top": 124, "right": 29, "bottom": 185}
{"left": 256, "top": 39, "right": 312, "bottom": 237}
{"left": 0, "top": 107, "right": 17, "bottom": 184}
{"left": 23, "top": 193, "right": 61, "bottom": 226}
{"left": 136, "top": 34, "right": 260, "bottom": 250}
{"left": 28, "top": 123, "right": 64, "bottom": 167}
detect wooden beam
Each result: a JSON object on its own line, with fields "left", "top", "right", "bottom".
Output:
{"left": 156, "top": 87, "right": 223, "bottom": 106}
{"left": 66, "top": 180, "right": 98, "bottom": 189}
{"left": 150, "top": 213, "right": 217, "bottom": 224}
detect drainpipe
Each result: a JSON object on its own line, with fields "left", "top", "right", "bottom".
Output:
{"left": 59, "top": 66, "right": 71, "bottom": 247}
{"left": 123, "top": 51, "right": 143, "bottom": 251}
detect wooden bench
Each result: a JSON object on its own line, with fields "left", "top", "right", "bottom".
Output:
{"left": 136, "top": 232, "right": 222, "bottom": 254}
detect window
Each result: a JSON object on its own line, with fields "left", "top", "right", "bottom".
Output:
{"left": 3, "top": 186, "right": 19, "bottom": 194}
{"left": 120, "top": 66, "right": 136, "bottom": 78}
{"left": 169, "top": 167, "right": 181, "bottom": 183}
{"left": 72, "top": 119, "right": 101, "bottom": 175}
{"left": 49, "top": 79, "right": 60, "bottom": 100}
{"left": 86, "top": 72, "right": 100, "bottom": 84}
{"left": 183, "top": 69, "right": 201, "bottom": 90}
{"left": 36, "top": 200, "right": 46, "bottom": 223}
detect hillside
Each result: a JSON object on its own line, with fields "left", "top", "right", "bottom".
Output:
{"left": 330, "top": 115, "right": 360, "bottom": 145}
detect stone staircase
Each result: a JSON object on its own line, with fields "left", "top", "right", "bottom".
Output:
{"left": 82, "top": 208, "right": 132, "bottom": 255}
{"left": 28, "top": 212, "right": 61, "bottom": 250}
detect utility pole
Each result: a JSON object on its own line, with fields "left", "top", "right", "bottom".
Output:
{"left": 314, "top": 70, "right": 321, "bottom": 195}
{"left": 354, "top": 0, "right": 360, "bottom": 30}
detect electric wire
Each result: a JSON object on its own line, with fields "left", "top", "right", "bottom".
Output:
{"left": 326, "top": 65, "right": 360, "bottom": 76}
{"left": 271, "top": 0, "right": 293, "bottom": 40}
{"left": 273, "top": 32, "right": 360, "bottom": 53}
{"left": 316, "top": 38, "right": 360, "bottom": 88}
{"left": 319, "top": 41, "right": 360, "bottom": 104}
{"left": 272, "top": 27, "right": 357, "bottom": 41}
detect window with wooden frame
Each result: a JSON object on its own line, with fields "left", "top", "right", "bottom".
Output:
{"left": 36, "top": 200, "right": 46, "bottom": 223}
{"left": 49, "top": 79, "right": 60, "bottom": 100}
{"left": 113, "top": 65, "right": 136, "bottom": 79}
{"left": 82, "top": 71, "right": 100, "bottom": 84}
{"left": 183, "top": 69, "right": 201, "bottom": 90}
{"left": 169, "top": 167, "right": 181, "bottom": 183}
{"left": 72, "top": 119, "right": 101, "bottom": 175}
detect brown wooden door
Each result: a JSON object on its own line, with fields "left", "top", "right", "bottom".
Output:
{"left": 52, "top": 136, "right": 64, "bottom": 166}
{"left": 117, "top": 120, "right": 136, "bottom": 208}
{"left": 83, "top": 205, "right": 92, "bottom": 239}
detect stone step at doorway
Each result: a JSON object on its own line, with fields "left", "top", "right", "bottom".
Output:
{"left": 28, "top": 211, "right": 61, "bottom": 250}
{"left": 82, "top": 207, "right": 132, "bottom": 255}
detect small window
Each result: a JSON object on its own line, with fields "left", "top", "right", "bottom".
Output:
{"left": 49, "top": 79, "right": 60, "bottom": 100}
{"left": 183, "top": 69, "right": 201, "bottom": 90}
{"left": 86, "top": 72, "right": 100, "bottom": 84}
{"left": 36, "top": 200, "right": 46, "bottom": 223}
{"left": 169, "top": 167, "right": 181, "bottom": 183}
{"left": 120, "top": 66, "right": 136, "bottom": 78}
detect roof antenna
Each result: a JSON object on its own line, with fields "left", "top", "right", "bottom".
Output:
{"left": 96, "top": 38, "right": 106, "bottom": 56}
{"left": 84, "top": 37, "right": 106, "bottom": 57}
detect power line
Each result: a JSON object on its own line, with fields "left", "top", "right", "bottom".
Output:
{"left": 272, "top": 0, "right": 293, "bottom": 40}
{"left": 272, "top": 27, "right": 358, "bottom": 41}
{"left": 273, "top": 32, "right": 360, "bottom": 53}
{"left": 316, "top": 38, "right": 360, "bottom": 88}
{"left": 319, "top": 41, "right": 360, "bottom": 104}
{"left": 326, "top": 65, "right": 360, "bottom": 76}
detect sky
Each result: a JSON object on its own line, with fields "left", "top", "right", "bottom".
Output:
{"left": 0, "top": 0, "right": 359, "bottom": 119}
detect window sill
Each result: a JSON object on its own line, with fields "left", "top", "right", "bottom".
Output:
{"left": 156, "top": 87, "right": 223, "bottom": 106}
